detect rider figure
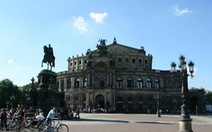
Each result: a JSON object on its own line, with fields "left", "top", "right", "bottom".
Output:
{"left": 42, "top": 44, "right": 55, "bottom": 70}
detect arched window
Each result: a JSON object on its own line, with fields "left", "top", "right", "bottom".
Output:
{"left": 83, "top": 78, "right": 87, "bottom": 88}
{"left": 75, "top": 78, "right": 80, "bottom": 88}
{"left": 147, "top": 78, "right": 151, "bottom": 88}
{"left": 127, "top": 77, "right": 133, "bottom": 88}
{"left": 137, "top": 78, "right": 143, "bottom": 88}
{"left": 155, "top": 79, "right": 160, "bottom": 88}
{"left": 116, "top": 77, "right": 123, "bottom": 88}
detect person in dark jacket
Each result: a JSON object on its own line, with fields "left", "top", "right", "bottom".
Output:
{"left": 0, "top": 108, "right": 8, "bottom": 131}
{"left": 75, "top": 109, "right": 80, "bottom": 118}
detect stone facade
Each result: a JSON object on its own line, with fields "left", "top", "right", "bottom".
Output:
{"left": 57, "top": 38, "right": 204, "bottom": 113}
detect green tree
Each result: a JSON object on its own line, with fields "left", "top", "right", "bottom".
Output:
{"left": 189, "top": 87, "right": 205, "bottom": 92}
{"left": 190, "top": 87, "right": 212, "bottom": 105}
{"left": 206, "top": 90, "right": 212, "bottom": 105}
{"left": 21, "top": 81, "right": 39, "bottom": 92}
{"left": 0, "top": 79, "right": 22, "bottom": 108}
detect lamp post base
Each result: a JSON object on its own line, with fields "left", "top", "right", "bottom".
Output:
{"left": 179, "top": 118, "right": 193, "bottom": 132}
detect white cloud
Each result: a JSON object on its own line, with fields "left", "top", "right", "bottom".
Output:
{"left": 89, "top": 12, "right": 108, "bottom": 24}
{"left": 173, "top": 5, "right": 192, "bottom": 16}
{"left": 8, "top": 59, "right": 14, "bottom": 65}
{"left": 73, "top": 16, "right": 88, "bottom": 33}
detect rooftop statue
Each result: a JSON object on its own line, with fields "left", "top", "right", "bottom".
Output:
{"left": 96, "top": 39, "right": 108, "bottom": 57}
{"left": 41, "top": 44, "right": 55, "bottom": 70}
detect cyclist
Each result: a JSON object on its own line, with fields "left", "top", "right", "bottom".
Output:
{"left": 35, "top": 111, "right": 45, "bottom": 128}
{"left": 46, "top": 107, "right": 60, "bottom": 126}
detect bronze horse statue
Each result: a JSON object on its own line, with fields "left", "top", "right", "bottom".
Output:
{"left": 41, "top": 44, "right": 55, "bottom": 70}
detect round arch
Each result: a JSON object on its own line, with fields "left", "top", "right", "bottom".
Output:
{"left": 95, "top": 94, "right": 105, "bottom": 109}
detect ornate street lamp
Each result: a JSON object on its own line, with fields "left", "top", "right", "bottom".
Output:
{"left": 171, "top": 55, "right": 194, "bottom": 132}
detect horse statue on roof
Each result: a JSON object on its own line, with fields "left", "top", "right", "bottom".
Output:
{"left": 41, "top": 44, "right": 55, "bottom": 70}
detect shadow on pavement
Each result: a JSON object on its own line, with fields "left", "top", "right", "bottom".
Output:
{"left": 71, "top": 118, "right": 129, "bottom": 123}
{"left": 136, "top": 121, "right": 173, "bottom": 125}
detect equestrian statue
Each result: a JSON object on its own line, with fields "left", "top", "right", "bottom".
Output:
{"left": 41, "top": 44, "right": 55, "bottom": 70}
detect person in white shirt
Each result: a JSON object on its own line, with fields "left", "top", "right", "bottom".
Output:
{"left": 35, "top": 112, "right": 45, "bottom": 128}
{"left": 36, "top": 112, "right": 45, "bottom": 121}
{"left": 46, "top": 107, "right": 57, "bottom": 126}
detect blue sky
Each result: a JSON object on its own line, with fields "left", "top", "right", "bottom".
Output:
{"left": 0, "top": 0, "right": 212, "bottom": 90}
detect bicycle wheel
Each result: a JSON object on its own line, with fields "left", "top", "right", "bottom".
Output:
{"left": 7, "top": 120, "right": 19, "bottom": 131}
{"left": 57, "top": 124, "right": 69, "bottom": 132}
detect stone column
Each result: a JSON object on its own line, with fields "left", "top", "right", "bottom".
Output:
{"left": 64, "top": 78, "right": 67, "bottom": 90}
{"left": 87, "top": 73, "right": 91, "bottom": 86}
{"left": 58, "top": 79, "right": 61, "bottom": 90}
{"left": 71, "top": 77, "right": 74, "bottom": 89}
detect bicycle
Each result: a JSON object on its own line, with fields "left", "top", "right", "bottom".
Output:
{"left": 45, "top": 118, "right": 69, "bottom": 132}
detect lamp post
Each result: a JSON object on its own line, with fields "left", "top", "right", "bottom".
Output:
{"left": 171, "top": 55, "right": 194, "bottom": 132}
{"left": 156, "top": 94, "right": 161, "bottom": 117}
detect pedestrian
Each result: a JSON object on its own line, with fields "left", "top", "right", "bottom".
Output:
{"left": 1, "top": 108, "right": 8, "bottom": 131}
{"left": 75, "top": 109, "right": 80, "bottom": 118}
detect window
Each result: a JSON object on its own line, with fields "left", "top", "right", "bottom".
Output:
{"left": 79, "top": 60, "right": 81, "bottom": 64}
{"left": 147, "top": 78, "right": 151, "bottom": 88}
{"left": 132, "top": 58, "right": 136, "bottom": 63}
{"left": 75, "top": 78, "right": 80, "bottom": 88}
{"left": 155, "top": 79, "right": 160, "bottom": 88}
{"left": 127, "top": 77, "right": 133, "bottom": 88}
{"left": 138, "top": 59, "right": 142, "bottom": 63}
{"left": 84, "top": 60, "right": 87, "bottom": 64}
{"left": 137, "top": 78, "right": 143, "bottom": 88}
{"left": 118, "top": 58, "right": 122, "bottom": 62}
{"left": 116, "top": 77, "right": 123, "bottom": 88}
{"left": 100, "top": 80, "right": 105, "bottom": 87}
{"left": 139, "top": 96, "right": 143, "bottom": 102}
{"left": 83, "top": 78, "right": 87, "bottom": 88}
{"left": 125, "top": 58, "right": 129, "bottom": 62}
{"left": 145, "top": 59, "right": 148, "bottom": 64}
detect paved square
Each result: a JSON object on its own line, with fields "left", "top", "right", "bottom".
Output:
{"left": 63, "top": 114, "right": 212, "bottom": 132}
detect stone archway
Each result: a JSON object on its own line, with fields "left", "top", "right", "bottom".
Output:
{"left": 95, "top": 94, "right": 105, "bottom": 109}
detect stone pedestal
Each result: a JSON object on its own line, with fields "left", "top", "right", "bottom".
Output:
{"left": 25, "top": 69, "right": 64, "bottom": 114}
{"left": 37, "top": 69, "right": 57, "bottom": 91}
{"left": 179, "top": 119, "right": 193, "bottom": 132}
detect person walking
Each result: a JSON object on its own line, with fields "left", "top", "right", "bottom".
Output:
{"left": 75, "top": 109, "right": 80, "bottom": 118}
